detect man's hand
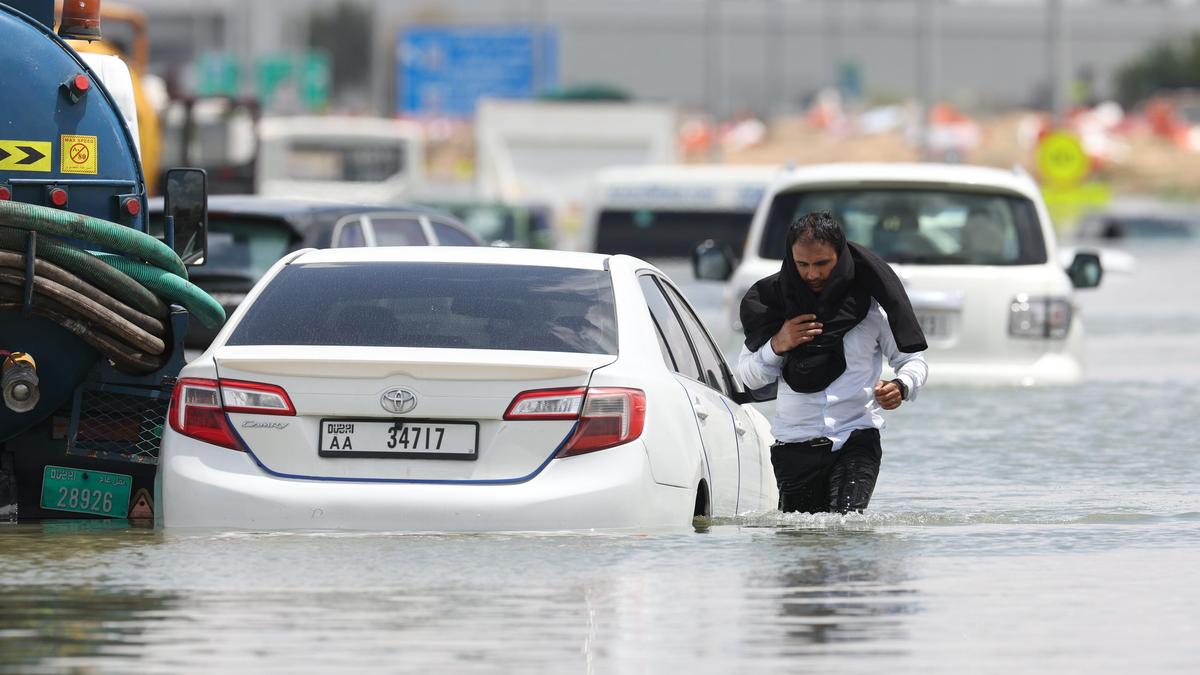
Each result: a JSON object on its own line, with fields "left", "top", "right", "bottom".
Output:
{"left": 770, "top": 314, "right": 823, "bottom": 354}
{"left": 874, "top": 379, "right": 903, "bottom": 410}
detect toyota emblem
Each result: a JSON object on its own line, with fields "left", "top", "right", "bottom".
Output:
{"left": 380, "top": 387, "right": 417, "bottom": 414}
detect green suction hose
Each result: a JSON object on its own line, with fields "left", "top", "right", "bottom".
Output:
{"left": 92, "top": 253, "right": 226, "bottom": 329}
{"left": 0, "top": 200, "right": 186, "bottom": 278}
{"left": 0, "top": 227, "right": 167, "bottom": 318}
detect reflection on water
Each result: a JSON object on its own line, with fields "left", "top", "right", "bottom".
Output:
{"left": 0, "top": 586, "right": 177, "bottom": 671}
{"left": 764, "top": 530, "right": 917, "bottom": 654}
{"left": 0, "top": 526, "right": 176, "bottom": 675}
{"left": 1, "top": 247, "right": 1199, "bottom": 673}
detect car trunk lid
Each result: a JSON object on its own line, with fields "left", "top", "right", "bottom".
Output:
{"left": 213, "top": 345, "right": 616, "bottom": 482}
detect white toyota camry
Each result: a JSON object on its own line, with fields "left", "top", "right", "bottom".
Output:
{"left": 159, "top": 247, "right": 778, "bottom": 530}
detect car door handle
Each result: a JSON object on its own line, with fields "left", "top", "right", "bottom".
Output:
{"left": 734, "top": 419, "right": 748, "bottom": 436}
{"left": 692, "top": 398, "right": 709, "bottom": 421}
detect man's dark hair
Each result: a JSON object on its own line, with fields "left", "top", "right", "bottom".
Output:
{"left": 785, "top": 211, "right": 846, "bottom": 252}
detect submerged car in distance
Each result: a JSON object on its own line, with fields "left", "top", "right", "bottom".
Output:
{"left": 695, "top": 163, "right": 1103, "bottom": 386}
{"left": 160, "top": 247, "right": 777, "bottom": 530}
{"left": 1073, "top": 200, "right": 1200, "bottom": 247}
{"left": 150, "top": 196, "right": 479, "bottom": 349}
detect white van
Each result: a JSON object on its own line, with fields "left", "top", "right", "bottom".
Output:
{"left": 583, "top": 165, "right": 779, "bottom": 259}
{"left": 256, "top": 116, "right": 424, "bottom": 203}
{"left": 694, "top": 163, "right": 1103, "bottom": 386}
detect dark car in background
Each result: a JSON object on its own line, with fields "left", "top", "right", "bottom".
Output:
{"left": 415, "top": 199, "right": 556, "bottom": 249}
{"left": 1075, "top": 208, "right": 1200, "bottom": 243}
{"left": 150, "top": 196, "right": 480, "bottom": 349}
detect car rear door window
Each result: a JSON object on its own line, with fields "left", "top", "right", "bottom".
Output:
{"left": 431, "top": 221, "right": 478, "bottom": 246}
{"left": 637, "top": 275, "right": 702, "bottom": 381}
{"left": 659, "top": 283, "right": 732, "bottom": 396}
{"left": 334, "top": 218, "right": 368, "bottom": 247}
{"left": 369, "top": 216, "right": 428, "bottom": 246}
{"left": 228, "top": 262, "right": 618, "bottom": 354}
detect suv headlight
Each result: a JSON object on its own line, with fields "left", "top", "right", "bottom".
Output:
{"left": 1009, "top": 294, "right": 1072, "bottom": 339}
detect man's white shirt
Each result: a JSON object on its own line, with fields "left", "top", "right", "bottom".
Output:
{"left": 737, "top": 300, "right": 929, "bottom": 451}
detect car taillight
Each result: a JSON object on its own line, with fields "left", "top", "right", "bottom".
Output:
{"left": 1009, "top": 295, "right": 1073, "bottom": 339}
{"left": 504, "top": 387, "right": 586, "bottom": 420}
{"left": 220, "top": 379, "right": 296, "bottom": 415}
{"left": 505, "top": 387, "right": 646, "bottom": 458}
{"left": 560, "top": 388, "right": 646, "bottom": 457}
{"left": 169, "top": 377, "right": 295, "bottom": 451}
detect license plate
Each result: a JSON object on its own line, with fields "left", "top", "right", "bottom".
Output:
{"left": 40, "top": 466, "right": 132, "bottom": 518}
{"left": 318, "top": 419, "right": 478, "bottom": 460}
{"left": 916, "top": 312, "right": 953, "bottom": 339}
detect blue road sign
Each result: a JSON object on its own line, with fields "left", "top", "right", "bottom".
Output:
{"left": 397, "top": 26, "right": 558, "bottom": 117}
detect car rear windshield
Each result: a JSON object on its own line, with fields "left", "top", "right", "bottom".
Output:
{"left": 759, "top": 188, "right": 1048, "bottom": 265}
{"left": 596, "top": 209, "right": 756, "bottom": 259}
{"left": 226, "top": 262, "right": 618, "bottom": 354}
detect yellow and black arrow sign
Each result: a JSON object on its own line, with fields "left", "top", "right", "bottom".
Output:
{"left": 0, "top": 140, "right": 52, "bottom": 172}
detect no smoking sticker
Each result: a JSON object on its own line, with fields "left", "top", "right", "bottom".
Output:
{"left": 60, "top": 134, "right": 97, "bottom": 174}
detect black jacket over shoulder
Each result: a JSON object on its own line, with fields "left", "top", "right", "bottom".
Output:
{"left": 740, "top": 240, "right": 927, "bottom": 393}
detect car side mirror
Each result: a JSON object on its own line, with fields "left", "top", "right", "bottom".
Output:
{"left": 164, "top": 168, "right": 208, "bottom": 266}
{"left": 692, "top": 239, "right": 736, "bottom": 281}
{"left": 1067, "top": 250, "right": 1102, "bottom": 289}
{"left": 731, "top": 381, "right": 777, "bottom": 404}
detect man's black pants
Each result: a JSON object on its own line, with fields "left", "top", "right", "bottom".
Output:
{"left": 770, "top": 428, "right": 882, "bottom": 514}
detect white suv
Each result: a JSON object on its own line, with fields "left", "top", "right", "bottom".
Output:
{"left": 695, "top": 163, "right": 1102, "bottom": 386}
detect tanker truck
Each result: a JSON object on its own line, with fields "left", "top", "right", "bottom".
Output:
{"left": 0, "top": 0, "right": 223, "bottom": 521}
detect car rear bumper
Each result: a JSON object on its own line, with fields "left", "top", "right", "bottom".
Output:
{"left": 913, "top": 351, "right": 1084, "bottom": 386}
{"left": 160, "top": 435, "right": 692, "bottom": 531}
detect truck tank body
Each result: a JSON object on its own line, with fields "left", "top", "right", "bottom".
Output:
{"left": 0, "top": 1, "right": 214, "bottom": 522}
{"left": 0, "top": 4, "right": 149, "bottom": 441}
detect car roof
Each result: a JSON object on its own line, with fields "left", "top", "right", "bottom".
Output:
{"left": 147, "top": 196, "right": 460, "bottom": 241}
{"left": 150, "top": 195, "right": 445, "bottom": 218}
{"left": 772, "top": 162, "right": 1040, "bottom": 199}
{"left": 291, "top": 245, "right": 613, "bottom": 270}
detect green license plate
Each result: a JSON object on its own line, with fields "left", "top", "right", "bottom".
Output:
{"left": 40, "top": 465, "right": 132, "bottom": 518}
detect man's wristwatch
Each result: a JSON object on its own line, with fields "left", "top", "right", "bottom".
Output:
{"left": 890, "top": 378, "right": 909, "bottom": 401}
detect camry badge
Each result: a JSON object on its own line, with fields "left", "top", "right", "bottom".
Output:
{"left": 380, "top": 387, "right": 417, "bottom": 414}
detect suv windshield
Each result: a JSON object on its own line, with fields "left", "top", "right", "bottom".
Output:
{"left": 759, "top": 188, "right": 1047, "bottom": 265}
{"left": 227, "top": 262, "right": 618, "bottom": 354}
{"left": 596, "top": 209, "right": 756, "bottom": 258}
{"left": 285, "top": 141, "right": 407, "bottom": 182}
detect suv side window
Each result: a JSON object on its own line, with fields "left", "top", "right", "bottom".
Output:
{"left": 637, "top": 275, "right": 702, "bottom": 381}
{"left": 660, "top": 282, "right": 732, "bottom": 396}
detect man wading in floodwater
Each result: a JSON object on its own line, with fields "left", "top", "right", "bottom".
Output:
{"left": 737, "top": 211, "right": 929, "bottom": 514}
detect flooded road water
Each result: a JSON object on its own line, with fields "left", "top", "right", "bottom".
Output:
{"left": 2, "top": 244, "right": 1199, "bottom": 674}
